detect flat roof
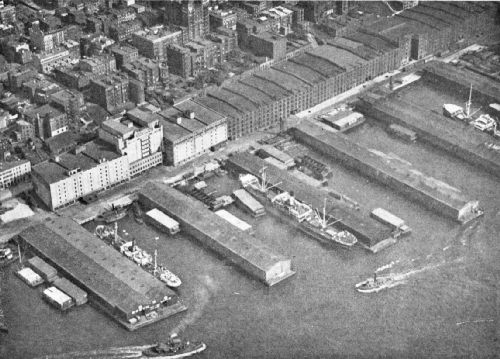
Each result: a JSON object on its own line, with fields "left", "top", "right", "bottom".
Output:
{"left": 406, "top": 6, "right": 458, "bottom": 27}
{"left": 158, "top": 118, "right": 191, "bottom": 143}
{"left": 139, "top": 183, "right": 291, "bottom": 272}
{"left": 173, "top": 100, "right": 225, "bottom": 125}
{"left": 309, "top": 45, "right": 367, "bottom": 71}
{"left": 214, "top": 88, "right": 259, "bottom": 113}
{"left": 343, "top": 31, "right": 397, "bottom": 53}
{"left": 0, "top": 159, "right": 30, "bottom": 173}
{"left": 19, "top": 217, "right": 174, "bottom": 315}
{"left": 422, "top": 2, "right": 466, "bottom": 19}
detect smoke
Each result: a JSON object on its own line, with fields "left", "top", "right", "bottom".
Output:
{"left": 169, "top": 274, "right": 218, "bottom": 338}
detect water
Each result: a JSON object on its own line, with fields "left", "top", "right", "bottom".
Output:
{"left": 1, "top": 122, "right": 499, "bottom": 358}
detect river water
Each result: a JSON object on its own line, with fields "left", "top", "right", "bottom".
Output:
{"left": 1, "top": 119, "right": 498, "bottom": 358}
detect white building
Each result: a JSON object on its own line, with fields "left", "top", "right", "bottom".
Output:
{"left": 98, "top": 109, "right": 163, "bottom": 177}
{"left": 32, "top": 141, "right": 130, "bottom": 210}
{"left": 0, "top": 160, "right": 31, "bottom": 190}
{"left": 158, "top": 100, "right": 227, "bottom": 166}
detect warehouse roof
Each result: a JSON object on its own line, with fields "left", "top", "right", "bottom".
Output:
{"left": 240, "top": 76, "right": 290, "bottom": 100}
{"left": 225, "top": 82, "right": 274, "bottom": 106}
{"left": 291, "top": 54, "right": 344, "bottom": 78}
{"left": 213, "top": 88, "right": 259, "bottom": 113}
{"left": 173, "top": 99, "right": 225, "bottom": 125}
{"left": 19, "top": 218, "right": 174, "bottom": 315}
{"left": 158, "top": 118, "right": 192, "bottom": 143}
{"left": 406, "top": 6, "right": 456, "bottom": 27}
{"left": 308, "top": 45, "right": 367, "bottom": 71}
{"left": 195, "top": 96, "right": 243, "bottom": 120}
{"left": 344, "top": 31, "right": 397, "bottom": 53}
{"left": 255, "top": 68, "right": 309, "bottom": 92}
{"left": 273, "top": 61, "right": 326, "bottom": 85}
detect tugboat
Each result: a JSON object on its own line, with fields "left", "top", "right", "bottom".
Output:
{"left": 96, "top": 204, "right": 127, "bottom": 223}
{"left": 355, "top": 273, "right": 404, "bottom": 293}
{"left": 142, "top": 334, "right": 206, "bottom": 358}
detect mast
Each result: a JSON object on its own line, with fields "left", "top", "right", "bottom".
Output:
{"left": 114, "top": 222, "right": 117, "bottom": 245}
{"left": 17, "top": 243, "right": 22, "bottom": 267}
{"left": 465, "top": 84, "right": 472, "bottom": 118}
{"left": 154, "top": 237, "right": 159, "bottom": 275}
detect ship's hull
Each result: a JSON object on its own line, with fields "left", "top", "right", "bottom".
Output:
{"left": 245, "top": 185, "right": 357, "bottom": 249}
{"left": 355, "top": 276, "right": 404, "bottom": 293}
{"left": 96, "top": 210, "right": 127, "bottom": 223}
{"left": 142, "top": 343, "right": 206, "bottom": 358}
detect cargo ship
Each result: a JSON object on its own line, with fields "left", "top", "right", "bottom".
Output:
{"left": 142, "top": 334, "right": 206, "bottom": 358}
{"left": 94, "top": 225, "right": 182, "bottom": 288}
{"left": 240, "top": 172, "right": 357, "bottom": 248}
{"left": 96, "top": 204, "right": 127, "bottom": 223}
{"left": 355, "top": 273, "right": 405, "bottom": 293}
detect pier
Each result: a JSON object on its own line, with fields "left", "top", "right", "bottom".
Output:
{"left": 225, "top": 152, "right": 396, "bottom": 251}
{"left": 138, "top": 183, "right": 295, "bottom": 286}
{"left": 17, "top": 217, "right": 187, "bottom": 331}
{"left": 357, "top": 94, "right": 500, "bottom": 179}
{"left": 291, "top": 121, "right": 482, "bottom": 224}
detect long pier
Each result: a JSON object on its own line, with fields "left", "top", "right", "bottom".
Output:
{"left": 357, "top": 95, "right": 500, "bottom": 179}
{"left": 291, "top": 121, "right": 482, "bottom": 224}
{"left": 17, "top": 217, "right": 187, "bottom": 331}
{"left": 138, "top": 183, "right": 295, "bottom": 286}
{"left": 225, "top": 152, "right": 396, "bottom": 252}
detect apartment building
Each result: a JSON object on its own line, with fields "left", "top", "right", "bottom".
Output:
{"left": 131, "top": 26, "right": 183, "bottom": 59}
{"left": 0, "top": 160, "right": 31, "bottom": 190}
{"left": 88, "top": 74, "right": 129, "bottom": 112}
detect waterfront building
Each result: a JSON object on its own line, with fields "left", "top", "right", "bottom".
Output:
{"left": 0, "top": 159, "right": 31, "bottom": 190}
{"left": 157, "top": 99, "right": 227, "bottom": 166}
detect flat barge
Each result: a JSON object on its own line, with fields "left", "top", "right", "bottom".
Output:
{"left": 225, "top": 152, "right": 397, "bottom": 252}
{"left": 138, "top": 183, "right": 295, "bottom": 286}
{"left": 357, "top": 93, "right": 500, "bottom": 179}
{"left": 16, "top": 217, "right": 187, "bottom": 331}
{"left": 291, "top": 121, "right": 483, "bottom": 224}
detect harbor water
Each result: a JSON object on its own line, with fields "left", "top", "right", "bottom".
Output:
{"left": 0, "top": 120, "right": 498, "bottom": 358}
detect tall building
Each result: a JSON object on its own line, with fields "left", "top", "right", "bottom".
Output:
{"left": 122, "top": 58, "right": 162, "bottom": 88}
{"left": 32, "top": 141, "right": 130, "bottom": 210}
{"left": 110, "top": 44, "right": 139, "bottom": 68}
{"left": 78, "top": 55, "right": 117, "bottom": 75}
{"left": 164, "top": 0, "right": 209, "bottom": 41}
{"left": 0, "top": 160, "right": 31, "bottom": 190}
{"left": 166, "top": 44, "right": 193, "bottom": 78}
{"left": 0, "top": 3, "right": 16, "bottom": 25}
{"left": 30, "top": 29, "right": 65, "bottom": 53}
{"left": 131, "top": 26, "right": 183, "bottom": 59}
{"left": 98, "top": 109, "right": 163, "bottom": 177}
{"left": 24, "top": 104, "right": 68, "bottom": 140}
{"left": 89, "top": 74, "right": 129, "bottom": 112}
{"left": 158, "top": 99, "right": 227, "bottom": 166}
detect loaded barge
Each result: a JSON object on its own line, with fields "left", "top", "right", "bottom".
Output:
{"left": 139, "top": 183, "right": 295, "bottom": 286}
{"left": 16, "top": 217, "right": 187, "bottom": 331}
{"left": 291, "top": 121, "right": 483, "bottom": 224}
{"left": 226, "top": 152, "right": 397, "bottom": 253}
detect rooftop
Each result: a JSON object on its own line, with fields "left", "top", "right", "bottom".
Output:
{"left": 308, "top": 44, "right": 367, "bottom": 71}
{"left": 0, "top": 159, "right": 30, "bottom": 173}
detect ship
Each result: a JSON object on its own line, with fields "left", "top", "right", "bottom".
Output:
{"left": 132, "top": 201, "right": 145, "bottom": 224}
{"left": 355, "top": 273, "right": 405, "bottom": 293}
{"left": 96, "top": 204, "right": 128, "bottom": 223}
{"left": 142, "top": 334, "right": 206, "bottom": 358}
{"left": 240, "top": 171, "right": 357, "bottom": 248}
{"left": 95, "top": 225, "right": 182, "bottom": 288}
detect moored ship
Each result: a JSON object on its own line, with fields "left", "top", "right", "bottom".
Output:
{"left": 240, "top": 171, "right": 357, "bottom": 248}
{"left": 96, "top": 204, "right": 128, "bottom": 223}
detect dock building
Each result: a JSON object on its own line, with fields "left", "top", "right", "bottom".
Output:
{"left": 139, "top": 182, "right": 295, "bottom": 286}
{"left": 357, "top": 91, "right": 500, "bottom": 179}
{"left": 225, "top": 152, "right": 395, "bottom": 251}
{"left": 291, "top": 121, "right": 482, "bottom": 224}
{"left": 17, "top": 217, "right": 186, "bottom": 330}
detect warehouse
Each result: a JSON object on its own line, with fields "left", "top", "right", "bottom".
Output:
{"left": 292, "top": 121, "right": 483, "bottom": 224}
{"left": 17, "top": 217, "right": 186, "bottom": 330}
{"left": 139, "top": 183, "right": 295, "bottom": 286}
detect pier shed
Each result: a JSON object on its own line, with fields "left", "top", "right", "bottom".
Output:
{"left": 27, "top": 256, "right": 57, "bottom": 283}
{"left": 53, "top": 277, "right": 88, "bottom": 305}
{"left": 139, "top": 183, "right": 295, "bottom": 286}
{"left": 291, "top": 121, "right": 482, "bottom": 224}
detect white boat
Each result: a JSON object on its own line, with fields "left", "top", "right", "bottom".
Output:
{"left": 355, "top": 273, "right": 405, "bottom": 293}
{"left": 156, "top": 265, "right": 182, "bottom": 288}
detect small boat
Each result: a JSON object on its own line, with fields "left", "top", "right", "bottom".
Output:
{"left": 157, "top": 265, "right": 182, "bottom": 288}
{"left": 96, "top": 204, "right": 127, "bottom": 223}
{"left": 355, "top": 273, "right": 404, "bottom": 293}
{"left": 142, "top": 334, "right": 206, "bottom": 358}
{"left": 0, "top": 246, "right": 18, "bottom": 267}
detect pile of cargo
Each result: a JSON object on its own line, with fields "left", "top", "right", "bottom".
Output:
{"left": 296, "top": 155, "right": 332, "bottom": 181}
{"left": 232, "top": 189, "right": 265, "bottom": 218}
{"left": 53, "top": 277, "right": 88, "bottom": 306}
{"left": 145, "top": 208, "right": 180, "bottom": 235}
{"left": 16, "top": 267, "right": 43, "bottom": 287}
{"left": 42, "top": 287, "right": 73, "bottom": 311}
